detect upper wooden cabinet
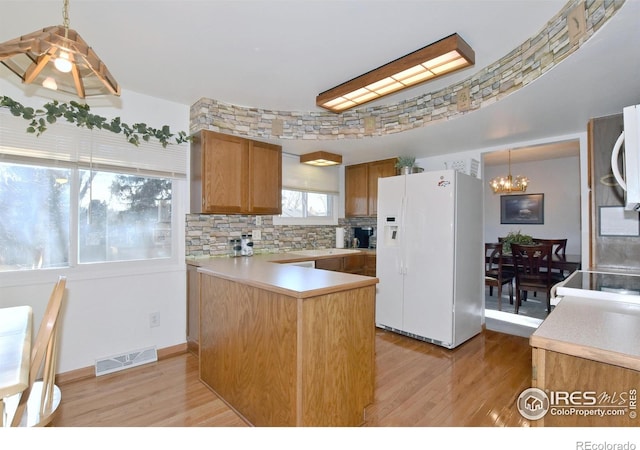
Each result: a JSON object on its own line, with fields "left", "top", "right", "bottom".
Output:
{"left": 191, "top": 130, "right": 282, "bottom": 215}
{"left": 345, "top": 158, "right": 396, "bottom": 217}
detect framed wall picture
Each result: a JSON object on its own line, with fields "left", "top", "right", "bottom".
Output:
{"left": 500, "top": 193, "right": 544, "bottom": 225}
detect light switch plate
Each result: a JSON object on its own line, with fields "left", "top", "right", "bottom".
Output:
{"left": 252, "top": 230, "right": 262, "bottom": 241}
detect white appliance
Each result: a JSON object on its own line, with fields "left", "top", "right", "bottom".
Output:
{"left": 376, "top": 169, "right": 483, "bottom": 349}
{"left": 611, "top": 104, "right": 640, "bottom": 211}
{"left": 553, "top": 270, "right": 640, "bottom": 305}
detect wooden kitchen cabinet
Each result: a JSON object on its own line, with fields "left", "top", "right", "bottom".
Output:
{"left": 343, "top": 254, "right": 365, "bottom": 274}
{"left": 315, "top": 257, "right": 344, "bottom": 272}
{"left": 529, "top": 295, "right": 640, "bottom": 427}
{"left": 315, "top": 254, "right": 365, "bottom": 274}
{"left": 198, "top": 268, "right": 376, "bottom": 426}
{"left": 364, "top": 254, "right": 376, "bottom": 277}
{"left": 345, "top": 158, "right": 396, "bottom": 217}
{"left": 186, "top": 263, "right": 199, "bottom": 355}
{"left": 190, "top": 130, "right": 282, "bottom": 214}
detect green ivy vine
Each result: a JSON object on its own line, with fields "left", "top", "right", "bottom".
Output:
{"left": 0, "top": 95, "right": 191, "bottom": 148}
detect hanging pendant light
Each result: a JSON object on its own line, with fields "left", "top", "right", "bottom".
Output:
{"left": 489, "top": 150, "right": 529, "bottom": 194}
{"left": 0, "top": 0, "right": 120, "bottom": 98}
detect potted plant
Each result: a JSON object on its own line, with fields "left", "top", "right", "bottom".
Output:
{"left": 501, "top": 230, "right": 533, "bottom": 253}
{"left": 395, "top": 156, "right": 416, "bottom": 175}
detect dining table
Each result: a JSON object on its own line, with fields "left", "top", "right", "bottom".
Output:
{"left": 0, "top": 305, "right": 32, "bottom": 426}
{"left": 500, "top": 253, "right": 582, "bottom": 274}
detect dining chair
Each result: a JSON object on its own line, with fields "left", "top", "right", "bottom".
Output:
{"left": 532, "top": 238, "right": 567, "bottom": 256}
{"left": 484, "top": 243, "right": 514, "bottom": 310}
{"left": 511, "top": 243, "right": 554, "bottom": 315}
{"left": 5, "top": 276, "right": 66, "bottom": 427}
{"left": 532, "top": 238, "right": 568, "bottom": 281}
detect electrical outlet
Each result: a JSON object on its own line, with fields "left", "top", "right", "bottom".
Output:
{"left": 255, "top": 216, "right": 262, "bottom": 226}
{"left": 149, "top": 312, "right": 160, "bottom": 328}
{"left": 252, "top": 229, "right": 262, "bottom": 241}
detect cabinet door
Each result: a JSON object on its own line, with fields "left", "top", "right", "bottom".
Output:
{"left": 201, "top": 131, "right": 247, "bottom": 214}
{"left": 367, "top": 158, "right": 397, "bottom": 216}
{"left": 249, "top": 141, "right": 282, "bottom": 214}
{"left": 315, "top": 257, "right": 343, "bottom": 272}
{"left": 345, "top": 163, "right": 369, "bottom": 217}
{"left": 364, "top": 254, "right": 376, "bottom": 277}
{"left": 343, "top": 254, "right": 365, "bottom": 274}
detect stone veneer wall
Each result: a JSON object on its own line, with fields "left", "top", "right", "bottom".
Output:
{"left": 186, "top": 214, "right": 377, "bottom": 257}
{"left": 189, "top": 0, "right": 622, "bottom": 142}
{"left": 185, "top": 0, "right": 622, "bottom": 258}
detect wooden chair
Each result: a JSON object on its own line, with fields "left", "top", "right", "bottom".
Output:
{"left": 5, "top": 276, "right": 66, "bottom": 427}
{"left": 485, "top": 243, "right": 514, "bottom": 310}
{"left": 511, "top": 244, "right": 554, "bottom": 315}
{"left": 532, "top": 238, "right": 567, "bottom": 256}
{"left": 533, "top": 238, "right": 568, "bottom": 281}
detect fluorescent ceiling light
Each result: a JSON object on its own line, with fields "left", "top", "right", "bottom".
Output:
{"left": 317, "top": 33, "right": 474, "bottom": 113}
{"left": 300, "top": 151, "right": 343, "bottom": 166}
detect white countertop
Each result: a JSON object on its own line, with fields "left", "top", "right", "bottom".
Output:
{"left": 530, "top": 295, "right": 640, "bottom": 371}
{"left": 0, "top": 306, "right": 32, "bottom": 400}
{"left": 188, "top": 252, "right": 378, "bottom": 299}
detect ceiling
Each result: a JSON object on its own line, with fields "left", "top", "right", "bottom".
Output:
{"left": 1, "top": 0, "right": 639, "bottom": 165}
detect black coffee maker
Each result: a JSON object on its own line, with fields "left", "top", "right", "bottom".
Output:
{"left": 353, "top": 227, "right": 375, "bottom": 248}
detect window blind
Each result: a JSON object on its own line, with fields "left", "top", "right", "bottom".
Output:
{"left": 0, "top": 110, "right": 187, "bottom": 178}
{"left": 281, "top": 152, "right": 339, "bottom": 194}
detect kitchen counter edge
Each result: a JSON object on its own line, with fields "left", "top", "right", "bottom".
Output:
{"left": 186, "top": 252, "right": 378, "bottom": 299}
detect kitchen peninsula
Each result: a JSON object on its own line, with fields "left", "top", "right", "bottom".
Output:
{"left": 189, "top": 252, "right": 378, "bottom": 427}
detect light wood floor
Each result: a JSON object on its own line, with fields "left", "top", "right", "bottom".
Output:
{"left": 52, "top": 328, "right": 532, "bottom": 427}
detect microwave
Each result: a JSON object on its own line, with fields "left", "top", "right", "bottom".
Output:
{"left": 611, "top": 104, "right": 640, "bottom": 211}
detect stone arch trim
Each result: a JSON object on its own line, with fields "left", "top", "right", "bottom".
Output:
{"left": 190, "top": 0, "right": 623, "bottom": 141}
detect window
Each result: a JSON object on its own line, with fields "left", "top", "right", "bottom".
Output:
{"left": 0, "top": 161, "right": 71, "bottom": 270}
{"left": 275, "top": 188, "right": 338, "bottom": 225}
{"left": 0, "top": 160, "right": 176, "bottom": 272}
{"left": 0, "top": 111, "right": 186, "bottom": 273}
{"left": 78, "top": 170, "right": 172, "bottom": 263}
{"left": 281, "top": 189, "right": 332, "bottom": 218}
{"left": 275, "top": 153, "right": 340, "bottom": 225}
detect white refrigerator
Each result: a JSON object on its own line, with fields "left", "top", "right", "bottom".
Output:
{"left": 376, "top": 169, "right": 483, "bottom": 349}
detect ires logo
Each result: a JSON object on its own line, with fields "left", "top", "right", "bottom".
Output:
{"left": 518, "top": 388, "right": 638, "bottom": 420}
{"left": 549, "top": 390, "right": 599, "bottom": 406}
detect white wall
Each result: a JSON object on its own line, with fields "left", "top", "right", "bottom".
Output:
{"left": 483, "top": 156, "right": 581, "bottom": 254}
{"left": 0, "top": 79, "right": 191, "bottom": 373}
{"left": 418, "top": 132, "right": 589, "bottom": 264}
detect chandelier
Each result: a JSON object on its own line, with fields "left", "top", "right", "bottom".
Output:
{"left": 489, "top": 150, "right": 529, "bottom": 194}
{"left": 0, "top": 0, "right": 120, "bottom": 98}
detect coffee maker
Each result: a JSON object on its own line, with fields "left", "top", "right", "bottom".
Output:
{"left": 352, "top": 227, "right": 375, "bottom": 248}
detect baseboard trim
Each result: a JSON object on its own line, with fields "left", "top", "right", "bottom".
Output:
{"left": 56, "top": 343, "right": 188, "bottom": 385}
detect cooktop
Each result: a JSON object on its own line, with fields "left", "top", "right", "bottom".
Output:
{"left": 556, "top": 270, "right": 640, "bottom": 303}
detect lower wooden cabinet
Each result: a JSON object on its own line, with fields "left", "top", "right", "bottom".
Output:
{"left": 199, "top": 272, "right": 376, "bottom": 426}
{"left": 314, "top": 257, "right": 344, "bottom": 272}
{"left": 364, "top": 254, "right": 376, "bottom": 277}
{"left": 315, "top": 254, "right": 366, "bottom": 274}
{"left": 531, "top": 347, "right": 640, "bottom": 426}
{"left": 343, "top": 254, "right": 365, "bottom": 275}
{"left": 186, "top": 264, "right": 199, "bottom": 354}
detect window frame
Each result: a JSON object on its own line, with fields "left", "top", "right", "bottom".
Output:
{"left": 0, "top": 157, "right": 185, "bottom": 282}
{"left": 273, "top": 188, "right": 339, "bottom": 226}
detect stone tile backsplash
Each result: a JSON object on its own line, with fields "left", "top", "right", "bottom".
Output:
{"left": 186, "top": 214, "right": 376, "bottom": 257}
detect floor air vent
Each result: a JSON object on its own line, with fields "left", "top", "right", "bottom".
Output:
{"left": 95, "top": 346, "right": 158, "bottom": 376}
